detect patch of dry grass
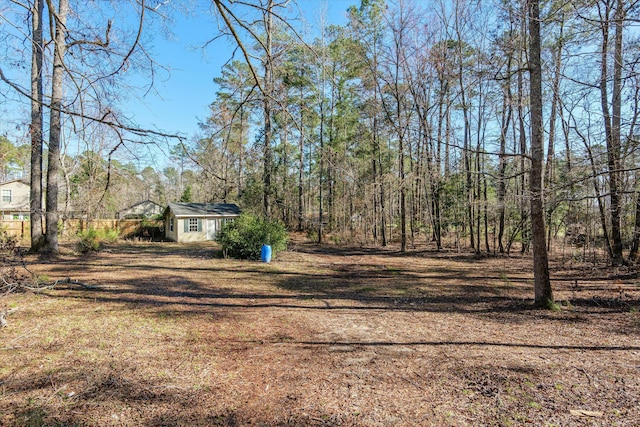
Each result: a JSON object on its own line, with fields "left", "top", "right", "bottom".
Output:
{"left": 1, "top": 239, "right": 639, "bottom": 426}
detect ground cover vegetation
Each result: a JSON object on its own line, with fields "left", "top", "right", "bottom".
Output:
{"left": 0, "top": 238, "right": 638, "bottom": 425}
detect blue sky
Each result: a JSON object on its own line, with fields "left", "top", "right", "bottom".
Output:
{"left": 122, "top": 1, "right": 353, "bottom": 151}
{"left": 0, "top": 1, "right": 354, "bottom": 170}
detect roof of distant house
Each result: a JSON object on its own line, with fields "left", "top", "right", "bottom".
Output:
{"left": 166, "top": 202, "right": 241, "bottom": 217}
{"left": 0, "top": 179, "right": 29, "bottom": 186}
{"left": 124, "top": 199, "right": 162, "bottom": 208}
{"left": 118, "top": 199, "right": 163, "bottom": 212}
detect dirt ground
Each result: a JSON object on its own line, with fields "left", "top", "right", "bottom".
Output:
{"left": 1, "top": 236, "right": 639, "bottom": 426}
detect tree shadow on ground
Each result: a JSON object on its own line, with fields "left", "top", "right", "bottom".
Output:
{"left": 290, "top": 240, "right": 535, "bottom": 263}
{"left": 29, "top": 241, "right": 639, "bottom": 326}
{"left": 2, "top": 362, "right": 359, "bottom": 427}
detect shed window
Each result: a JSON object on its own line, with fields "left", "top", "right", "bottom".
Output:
{"left": 169, "top": 218, "right": 174, "bottom": 232}
{"left": 184, "top": 218, "right": 202, "bottom": 233}
{"left": 1, "top": 189, "right": 11, "bottom": 203}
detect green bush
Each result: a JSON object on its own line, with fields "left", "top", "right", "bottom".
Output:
{"left": 216, "top": 213, "right": 288, "bottom": 260}
{"left": 76, "top": 228, "right": 120, "bottom": 253}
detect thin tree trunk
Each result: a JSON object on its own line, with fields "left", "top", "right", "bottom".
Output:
{"left": 599, "top": 0, "right": 625, "bottom": 265}
{"left": 297, "top": 85, "right": 304, "bottom": 232}
{"left": 461, "top": 73, "right": 473, "bottom": 250}
{"left": 498, "top": 54, "right": 512, "bottom": 253}
{"left": 575, "top": 124, "right": 614, "bottom": 259}
{"left": 372, "top": 131, "right": 378, "bottom": 244}
{"left": 517, "top": 61, "right": 529, "bottom": 254}
{"left": 29, "top": 0, "right": 44, "bottom": 252}
{"left": 629, "top": 191, "right": 640, "bottom": 262}
{"left": 377, "top": 129, "right": 387, "bottom": 247}
{"left": 610, "top": 0, "right": 625, "bottom": 264}
{"left": 397, "top": 68, "right": 407, "bottom": 253}
{"left": 318, "top": 96, "right": 324, "bottom": 244}
{"left": 483, "top": 156, "right": 490, "bottom": 253}
{"left": 529, "top": 0, "right": 553, "bottom": 307}
{"left": 455, "top": 14, "right": 473, "bottom": 250}
{"left": 262, "top": 0, "right": 273, "bottom": 217}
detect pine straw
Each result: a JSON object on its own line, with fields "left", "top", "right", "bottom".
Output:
{"left": 0, "top": 238, "right": 638, "bottom": 426}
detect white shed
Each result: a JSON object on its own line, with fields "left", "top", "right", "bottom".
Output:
{"left": 163, "top": 202, "right": 241, "bottom": 242}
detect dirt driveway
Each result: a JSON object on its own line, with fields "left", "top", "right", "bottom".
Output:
{"left": 1, "top": 239, "right": 639, "bottom": 426}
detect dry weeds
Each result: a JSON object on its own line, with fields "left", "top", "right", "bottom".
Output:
{"left": 0, "top": 236, "right": 638, "bottom": 426}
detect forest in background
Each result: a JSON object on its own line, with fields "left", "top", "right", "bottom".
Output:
{"left": 1, "top": 0, "right": 639, "bottom": 266}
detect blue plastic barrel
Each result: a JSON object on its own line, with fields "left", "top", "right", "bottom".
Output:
{"left": 261, "top": 244, "right": 272, "bottom": 263}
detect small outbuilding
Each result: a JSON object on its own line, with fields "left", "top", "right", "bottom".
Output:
{"left": 163, "top": 202, "right": 241, "bottom": 242}
{"left": 117, "top": 200, "right": 164, "bottom": 219}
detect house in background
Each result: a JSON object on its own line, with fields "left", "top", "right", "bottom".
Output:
{"left": 0, "top": 179, "right": 30, "bottom": 220}
{"left": 117, "top": 200, "right": 164, "bottom": 219}
{"left": 164, "top": 202, "right": 241, "bottom": 242}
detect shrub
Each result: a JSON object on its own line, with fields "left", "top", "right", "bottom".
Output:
{"left": 76, "top": 228, "right": 120, "bottom": 253}
{"left": 0, "top": 228, "right": 18, "bottom": 253}
{"left": 216, "top": 213, "right": 288, "bottom": 260}
{"left": 131, "top": 219, "right": 163, "bottom": 240}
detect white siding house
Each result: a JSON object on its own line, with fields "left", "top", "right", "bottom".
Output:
{"left": 0, "top": 179, "right": 30, "bottom": 220}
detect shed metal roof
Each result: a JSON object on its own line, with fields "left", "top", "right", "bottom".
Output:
{"left": 166, "top": 202, "right": 241, "bottom": 217}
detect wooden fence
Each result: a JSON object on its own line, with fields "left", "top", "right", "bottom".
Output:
{"left": 0, "top": 219, "right": 155, "bottom": 243}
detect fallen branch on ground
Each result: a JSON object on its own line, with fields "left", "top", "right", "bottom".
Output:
{"left": 39, "top": 277, "right": 100, "bottom": 290}
{"left": 1, "top": 229, "right": 99, "bottom": 296}
{"left": 1, "top": 277, "right": 100, "bottom": 295}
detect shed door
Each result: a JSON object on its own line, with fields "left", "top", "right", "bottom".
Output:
{"left": 206, "top": 218, "right": 219, "bottom": 240}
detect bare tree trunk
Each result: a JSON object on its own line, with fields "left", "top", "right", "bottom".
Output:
{"left": 450, "top": 9, "right": 473, "bottom": 250}
{"left": 318, "top": 98, "right": 325, "bottom": 244}
{"left": 29, "top": 0, "right": 44, "bottom": 252}
{"left": 44, "top": 0, "right": 69, "bottom": 255}
{"left": 630, "top": 191, "right": 640, "bottom": 262}
{"left": 327, "top": 65, "right": 336, "bottom": 233}
{"left": 574, "top": 122, "right": 614, "bottom": 259}
{"left": 395, "top": 42, "right": 407, "bottom": 253}
{"left": 528, "top": 0, "right": 553, "bottom": 307}
{"left": 483, "top": 156, "right": 490, "bottom": 253}
{"left": 372, "top": 132, "right": 379, "bottom": 244}
{"left": 598, "top": 0, "right": 625, "bottom": 265}
{"left": 498, "top": 50, "right": 513, "bottom": 253}
{"left": 377, "top": 124, "right": 387, "bottom": 247}
{"left": 399, "top": 138, "right": 406, "bottom": 252}
{"left": 297, "top": 85, "right": 305, "bottom": 232}
{"left": 517, "top": 59, "right": 529, "bottom": 254}
{"left": 545, "top": 16, "right": 565, "bottom": 251}
{"left": 610, "top": 0, "right": 625, "bottom": 264}
{"left": 262, "top": 0, "right": 273, "bottom": 217}
{"left": 458, "top": 55, "right": 473, "bottom": 250}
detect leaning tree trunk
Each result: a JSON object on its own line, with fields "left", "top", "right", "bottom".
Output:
{"left": 529, "top": 0, "right": 553, "bottom": 307}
